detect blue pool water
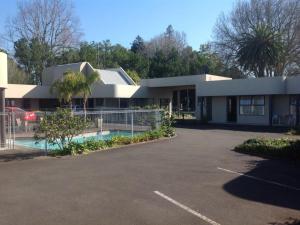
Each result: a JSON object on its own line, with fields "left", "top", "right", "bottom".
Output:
{"left": 15, "top": 130, "right": 140, "bottom": 150}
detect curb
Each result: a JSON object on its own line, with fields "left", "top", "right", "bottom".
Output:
{"left": 52, "top": 133, "right": 178, "bottom": 159}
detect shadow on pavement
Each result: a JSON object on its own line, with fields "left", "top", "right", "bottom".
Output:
{"left": 223, "top": 159, "right": 300, "bottom": 211}
{"left": 175, "top": 120, "right": 289, "bottom": 134}
{"left": 269, "top": 218, "right": 300, "bottom": 225}
{"left": 0, "top": 150, "right": 45, "bottom": 162}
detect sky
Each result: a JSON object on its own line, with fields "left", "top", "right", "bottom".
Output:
{"left": 0, "top": 0, "right": 236, "bottom": 51}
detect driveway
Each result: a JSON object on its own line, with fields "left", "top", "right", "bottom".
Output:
{"left": 0, "top": 127, "right": 299, "bottom": 225}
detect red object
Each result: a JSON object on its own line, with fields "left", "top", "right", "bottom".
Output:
{"left": 5, "top": 107, "right": 37, "bottom": 122}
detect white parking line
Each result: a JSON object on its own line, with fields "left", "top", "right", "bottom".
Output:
{"left": 217, "top": 167, "right": 300, "bottom": 191}
{"left": 154, "top": 190, "right": 221, "bottom": 225}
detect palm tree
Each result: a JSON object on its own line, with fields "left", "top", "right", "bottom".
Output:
{"left": 50, "top": 70, "right": 81, "bottom": 109}
{"left": 236, "top": 25, "right": 284, "bottom": 77}
{"left": 77, "top": 71, "right": 100, "bottom": 119}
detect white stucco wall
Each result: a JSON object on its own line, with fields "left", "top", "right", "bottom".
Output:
{"left": 211, "top": 97, "right": 227, "bottom": 123}
{"left": 5, "top": 83, "right": 172, "bottom": 100}
{"left": 141, "top": 74, "right": 231, "bottom": 88}
{"left": 286, "top": 76, "right": 300, "bottom": 94}
{"left": 5, "top": 84, "right": 53, "bottom": 98}
{"left": 197, "top": 76, "right": 286, "bottom": 97}
{"left": 0, "top": 52, "right": 7, "bottom": 88}
{"left": 272, "top": 95, "right": 290, "bottom": 116}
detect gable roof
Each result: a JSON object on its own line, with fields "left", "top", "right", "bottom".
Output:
{"left": 42, "top": 62, "right": 136, "bottom": 86}
{"left": 96, "top": 68, "right": 135, "bottom": 85}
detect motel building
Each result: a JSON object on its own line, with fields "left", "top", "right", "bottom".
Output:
{"left": 0, "top": 51, "right": 300, "bottom": 141}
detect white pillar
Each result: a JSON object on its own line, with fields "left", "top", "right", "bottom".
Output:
{"left": 0, "top": 88, "right": 5, "bottom": 147}
{"left": 0, "top": 52, "right": 7, "bottom": 148}
{"left": 168, "top": 98, "right": 172, "bottom": 115}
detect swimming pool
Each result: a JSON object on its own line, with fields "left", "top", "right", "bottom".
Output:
{"left": 15, "top": 130, "right": 140, "bottom": 150}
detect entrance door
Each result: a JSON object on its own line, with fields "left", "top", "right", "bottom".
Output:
{"left": 290, "top": 95, "right": 300, "bottom": 126}
{"left": 227, "top": 97, "right": 237, "bottom": 122}
{"left": 198, "top": 97, "right": 212, "bottom": 121}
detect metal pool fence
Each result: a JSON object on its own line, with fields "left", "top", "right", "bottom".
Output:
{"left": 0, "top": 112, "right": 15, "bottom": 150}
{"left": 0, "top": 109, "right": 163, "bottom": 150}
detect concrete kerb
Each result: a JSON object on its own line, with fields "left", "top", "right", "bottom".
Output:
{"left": 45, "top": 133, "right": 178, "bottom": 159}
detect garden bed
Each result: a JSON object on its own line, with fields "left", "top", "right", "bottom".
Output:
{"left": 234, "top": 138, "right": 300, "bottom": 160}
{"left": 49, "top": 129, "right": 174, "bottom": 156}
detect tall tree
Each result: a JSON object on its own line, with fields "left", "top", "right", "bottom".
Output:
{"left": 146, "top": 25, "right": 187, "bottom": 57}
{"left": 77, "top": 71, "right": 100, "bottom": 118}
{"left": 54, "top": 48, "right": 80, "bottom": 65}
{"left": 50, "top": 70, "right": 81, "bottom": 108}
{"left": 236, "top": 25, "right": 284, "bottom": 77}
{"left": 6, "top": 0, "right": 81, "bottom": 54}
{"left": 79, "top": 42, "right": 98, "bottom": 67}
{"left": 14, "top": 38, "right": 52, "bottom": 84}
{"left": 7, "top": 58, "right": 30, "bottom": 84}
{"left": 214, "top": 0, "right": 300, "bottom": 77}
{"left": 131, "top": 36, "right": 145, "bottom": 53}
{"left": 126, "top": 69, "right": 141, "bottom": 84}
{"left": 149, "top": 48, "right": 182, "bottom": 78}
{"left": 6, "top": 0, "right": 81, "bottom": 84}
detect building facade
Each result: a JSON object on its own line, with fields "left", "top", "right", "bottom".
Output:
{"left": 1, "top": 52, "right": 300, "bottom": 127}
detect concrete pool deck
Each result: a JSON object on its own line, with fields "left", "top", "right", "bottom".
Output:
{"left": 0, "top": 126, "right": 299, "bottom": 225}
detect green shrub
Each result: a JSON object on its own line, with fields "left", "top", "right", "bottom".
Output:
{"left": 126, "top": 69, "right": 141, "bottom": 84}
{"left": 160, "top": 111, "right": 175, "bottom": 137}
{"left": 111, "top": 136, "right": 132, "bottom": 145}
{"left": 49, "top": 139, "right": 113, "bottom": 156}
{"left": 34, "top": 108, "right": 88, "bottom": 150}
{"left": 148, "top": 129, "right": 162, "bottom": 140}
{"left": 49, "top": 128, "right": 170, "bottom": 156}
{"left": 234, "top": 138, "right": 300, "bottom": 160}
{"left": 287, "top": 128, "right": 300, "bottom": 135}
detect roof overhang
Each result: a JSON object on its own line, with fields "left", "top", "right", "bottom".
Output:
{"left": 197, "top": 76, "right": 287, "bottom": 96}
{"left": 140, "top": 74, "right": 231, "bottom": 88}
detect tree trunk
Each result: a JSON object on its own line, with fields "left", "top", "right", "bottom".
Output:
{"left": 69, "top": 100, "right": 73, "bottom": 117}
{"left": 258, "top": 64, "right": 265, "bottom": 77}
{"left": 83, "top": 96, "right": 87, "bottom": 122}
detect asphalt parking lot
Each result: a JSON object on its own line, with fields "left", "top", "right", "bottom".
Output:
{"left": 0, "top": 127, "right": 299, "bottom": 225}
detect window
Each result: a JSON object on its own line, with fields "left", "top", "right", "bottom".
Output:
{"left": 239, "top": 96, "right": 265, "bottom": 116}
{"left": 290, "top": 95, "right": 300, "bottom": 125}
{"left": 95, "top": 98, "right": 104, "bottom": 107}
{"left": 179, "top": 89, "right": 195, "bottom": 111}
{"left": 23, "top": 99, "right": 31, "bottom": 110}
{"left": 290, "top": 95, "right": 300, "bottom": 106}
{"left": 160, "top": 98, "right": 170, "bottom": 109}
{"left": 120, "top": 99, "right": 129, "bottom": 108}
{"left": 240, "top": 96, "right": 252, "bottom": 106}
{"left": 252, "top": 96, "right": 265, "bottom": 105}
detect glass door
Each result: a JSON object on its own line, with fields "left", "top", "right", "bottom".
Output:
{"left": 227, "top": 96, "right": 237, "bottom": 122}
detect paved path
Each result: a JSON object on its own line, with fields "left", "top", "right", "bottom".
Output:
{"left": 0, "top": 128, "right": 299, "bottom": 225}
